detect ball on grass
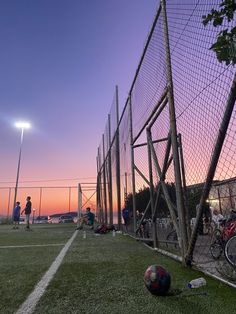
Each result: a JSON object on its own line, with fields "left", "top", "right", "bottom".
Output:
{"left": 144, "top": 265, "right": 171, "bottom": 295}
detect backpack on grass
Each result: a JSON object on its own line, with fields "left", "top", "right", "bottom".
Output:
{"left": 94, "top": 224, "right": 109, "bottom": 234}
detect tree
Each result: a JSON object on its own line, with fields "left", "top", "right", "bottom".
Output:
{"left": 202, "top": 0, "right": 236, "bottom": 65}
{"left": 125, "top": 188, "right": 150, "bottom": 217}
{"left": 125, "top": 183, "right": 177, "bottom": 219}
{"left": 185, "top": 188, "right": 202, "bottom": 219}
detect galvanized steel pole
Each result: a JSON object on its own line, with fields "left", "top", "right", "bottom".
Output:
{"left": 39, "top": 187, "right": 42, "bottom": 217}
{"left": 161, "top": 0, "right": 188, "bottom": 261}
{"left": 102, "top": 134, "right": 108, "bottom": 224}
{"left": 147, "top": 129, "right": 158, "bottom": 248}
{"left": 13, "top": 128, "right": 24, "bottom": 213}
{"left": 129, "top": 95, "right": 137, "bottom": 231}
{"left": 108, "top": 114, "right": 113, "bottom": 225}
{"left": 116, "top": 86, "right": 122, "bottom": 229}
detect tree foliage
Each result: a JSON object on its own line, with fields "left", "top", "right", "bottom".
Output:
{"left": 125, "top": 183, "right": 177, "bottom": 219}
{"left": 202, "top": 0, "right": 236, "bottom": 65}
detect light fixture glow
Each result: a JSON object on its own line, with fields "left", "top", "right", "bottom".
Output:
{"left": 15, "top": 121, "right": 31, "bottom": 129}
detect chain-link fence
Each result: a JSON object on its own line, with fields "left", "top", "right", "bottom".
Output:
{"left": 96, "top": 0, "right": 236, "bottom": 285}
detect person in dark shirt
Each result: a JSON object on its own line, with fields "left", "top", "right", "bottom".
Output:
{"left": 13, "top": 201, "right": 21, "bottom": 229}
{"left": 122, "top": 207, "right": 130, "bottom": 232}
{"left": 77, "top": 207, "right": 95, "bottom": 230}
{"left": 86, "top": 207, "right": 95, "bottom": 229}
{"left": 21, "top": 196, "right": 32, "bottom": 230}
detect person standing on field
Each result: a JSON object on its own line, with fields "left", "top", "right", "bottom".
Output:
{"left": 13, "top": 201, "right": 21, "bottom": 229}
{"left": 21, "top": 196, "right": 32, "bottom": 230}
{"left": 122, "top": 206, "right": 130, "bottom": 232}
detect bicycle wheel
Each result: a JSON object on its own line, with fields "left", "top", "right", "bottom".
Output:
{"left": 208, "top": 223, "right": 214, "bottom": 237}
{"left": 224, "top": 235, "right": 236, "bottom": 268}
{"left": 136, "top": 227, "right": 144, "bottom": 238}
{"left": 210, "top": 242, "right": 223, "bottom": 260}
{"left": 210, "top": 229, "right": 223, "bottom": 260}
{"left": 166, "top": 229, "right": 178, "bottom": 248}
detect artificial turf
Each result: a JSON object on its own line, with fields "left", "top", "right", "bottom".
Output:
{"left": 33, "top": 230, "right": 236, "bottom": 314}
{"left": 0, "top": 224, "right": 75, "bottom": 314}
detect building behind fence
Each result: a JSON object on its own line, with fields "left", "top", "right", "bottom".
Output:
{"left": 96, "top": 0, "right": 236, "bottom": 285}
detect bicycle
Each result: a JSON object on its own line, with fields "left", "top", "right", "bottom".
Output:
{"left": 224, "top": 234, "right": 236, "bottom": 267}
{"left": 203, "top": 218, "right": 215, "bottom": 236}
{"left": 210, "top": 219, "right": 236, "bottom": 267}
{"left": 166, "top": 228, "right": 178, "bottom": 248}
{"left": 136, "top": 219, "right": 150, "bottom": 238}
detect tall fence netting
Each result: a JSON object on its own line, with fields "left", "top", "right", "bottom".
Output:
{"left": 97, "top": 0, "right": 236, "bottom": 284}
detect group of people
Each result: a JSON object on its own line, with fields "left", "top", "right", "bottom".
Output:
{"left": 77, "top": 206, "right": 130, "bottom": 232}
{"left": 77, "top": 206, "right": 132, "bottom": 232}
{"left": 13, "top": 196, "right": 32, "bottom": 230}
{"left": 13, "top": 201, "right": 96, "bottom": 231}
{"left": 13, "top": 197, "right": 236, "bottom": 234}
{"left": 122, "top": 207, "right": 149, "bottom": 234}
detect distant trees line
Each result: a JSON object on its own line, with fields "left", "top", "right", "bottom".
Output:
{"left": 125, "top": 183, "right": 202, "bottom": 219}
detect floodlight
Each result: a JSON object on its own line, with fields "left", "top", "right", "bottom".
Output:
{"left": 15, "top": 121, "right": 31, "bottom": 129}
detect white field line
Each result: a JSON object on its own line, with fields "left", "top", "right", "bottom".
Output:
{"left": 15, "top": 230, "right": 78, "bottom": 314}
{"left": 0, "top": 244, "right": 65, "bottom": 249}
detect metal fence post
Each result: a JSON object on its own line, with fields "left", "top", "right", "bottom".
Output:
{"left": 217, "top": 187, "right": 222, "bottom": 214}
{"left": 78, "top": 183, "right": 82, "bottom": 223}
{"left": 228, "top": 184, "right": 234, "bottom": 208}
{"left": 116, "top": 85, "right": 122, "bottom": 229}
{"left": 161, "top": 0, "right": 188, "bottom": 261}
{"left": 96, "top": 151, "right": 103, "bottom": 223}
{"left": 39, "top": 187, "right": 42, "bottom": 217}
{"left": 178, "top": 133, "right": 190, "bottom": 242}
{"left": 68, "top": 186, "right": 71, "bottom": 213}
{"left": 96, "top": 154, "right": 99, "bottom": 222}
{"left": 103, "top": 134, "right": 108, "bottom": 224}
{"left": 108, "top": 114, "right": 113, "bottom": 225}
{"left": 7, "top": 187, "right": 11, "bottom": 218}
{"left": 147, "top": 129, "right": 158, "bottom": 248}
{"left": 129, "top": 94, "right": 137, "bottom": 231}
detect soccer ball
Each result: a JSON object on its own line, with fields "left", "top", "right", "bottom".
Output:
{"left": 144, "top": 265, "right": 171, "bottom": 295}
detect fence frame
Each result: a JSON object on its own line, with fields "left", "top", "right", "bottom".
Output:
{"left": 96, "top": 0, "right": 236, "bottom": 282}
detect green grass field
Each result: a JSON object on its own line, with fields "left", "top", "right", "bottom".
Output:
{"left": 0, "top": 224, "right": 235, "bottom": 314}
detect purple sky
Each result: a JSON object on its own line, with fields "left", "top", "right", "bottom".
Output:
{"left": 0, "top": 0, "right": 158, "bottom": 187}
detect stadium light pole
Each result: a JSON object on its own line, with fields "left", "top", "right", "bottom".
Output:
{"left": 13, "top": 121, "right": 31, "bottom": 213}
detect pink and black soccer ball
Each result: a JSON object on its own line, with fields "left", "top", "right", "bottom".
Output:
{"left": 144, "top": 265, "right": 171, "bottom": 295}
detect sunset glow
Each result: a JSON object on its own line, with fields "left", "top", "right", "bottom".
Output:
{"left": 0, "top": 0, "right": 157, "bottom": 217}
